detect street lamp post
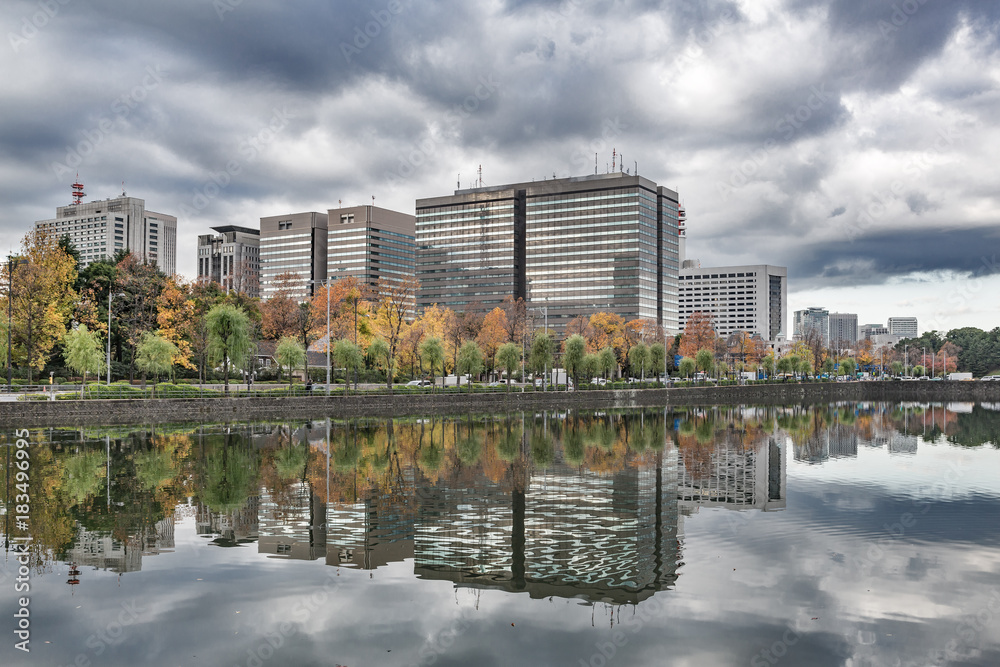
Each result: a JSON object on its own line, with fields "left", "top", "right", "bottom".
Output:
{"left": 106, "top": 292, "right": 125, "bottom": 385}
{"left": 529, "top": 305, "right": 548, "bottom": 390}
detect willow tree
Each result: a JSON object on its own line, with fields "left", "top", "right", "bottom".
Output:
{"left": 136, "top": 332, "right": 178, "bottom": 395}
{"left": 419, "top": 336, "right": 445, "bottom": 391}
{"left": 205, "top": 304, "right": 252, "bottom": 395}
{"left": 496, "top": 342, "right": 521, "bottom": 391}
{"left": 63, "top": 325, "right": 104, "bottom": 398}
{"left": 275, "top": 336, "right": 306, "bottom": 389}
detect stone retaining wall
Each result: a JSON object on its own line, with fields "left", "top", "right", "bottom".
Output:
{"left": 1, "top": 381, "right": 998, "bottom": 427}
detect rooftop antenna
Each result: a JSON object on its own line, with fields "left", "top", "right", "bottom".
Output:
{"left": 634, "top": 160, "right": 638, "bottom": 176}
{"left": 595, "top": 153, "right": 598, "bottom": 175}
{"left": 457, "top": 173, "right": 461, "bottom": 189}
{"left": 71, "top": 173, "right": 85, "bottom": 205}
{"left": 612, "top": 148, "right": 616, "bottom": 173}
{"left": 121, "top": 181, "right": 126, "bottom": 197}
{"left": 478, "top": 164, "right": 483, "bottom": 188}
{"left": 620, "top": 153, "right": 624, "bottom": 173}
{"left": 338, "top": 199, "right": 342, "bottom": 207}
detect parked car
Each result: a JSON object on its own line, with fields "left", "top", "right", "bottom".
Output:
{"left": 405, "top": 379, "right": 431, "bottom": 387}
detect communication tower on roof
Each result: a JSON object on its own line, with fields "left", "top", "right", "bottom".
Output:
{"left": 71, "top": 174, "right": 85, "bottom": 205}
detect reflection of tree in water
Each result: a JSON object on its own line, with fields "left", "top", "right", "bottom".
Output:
{"left": 63, "top": 450, "right": 106, "bottom": 505}
{"left": 456, "top": 418, "right": 484, "bottom": 466}
{"left": 198, "top": 432, "right": 258, "bottom": 514}
{"left": 495, "top": 417, "right": 523, "bottom": 462}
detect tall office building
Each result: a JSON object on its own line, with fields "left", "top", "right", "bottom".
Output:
{"left": 35, "top": 182, "right": 177, "bottom": 273}
{"left": 416, "top": 172, "right": 681, "bottom": 335}
{"left": 678, "top": 264, "right": 787, "bottom": 340}
{"left": 829, "top": 312, "right": 858, "bottom": 347}
{"left": 888, "top": 317, "right": 918, "bottom": 337}
{"left": 327, "top": 205, "right": 416, "bottom": 288}
{"left": 259, "top": 212, "right": 328, "bottom": 300}
{"left": 793, "top": 306, "right": 830, "bottom": 345}
{"left": 197, "top": 225, "right": 260, "bottom": 297}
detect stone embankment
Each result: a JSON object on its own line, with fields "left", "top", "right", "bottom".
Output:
{"left": 1, "top": 381, "right": 997, "bottom": 427}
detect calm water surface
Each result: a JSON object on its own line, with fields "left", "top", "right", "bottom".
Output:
{"left": 2, "top": 402, "right": 1000, "bottom": 667}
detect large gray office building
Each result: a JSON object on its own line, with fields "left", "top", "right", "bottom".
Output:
{"left": 327, "top": 205, "right": 415, "bottom": 288}
{"left": 416, "top": 172, "right": 681, "bottom": 335}
{"left": 259, "top": 212, "right": 328, "bottom": 300}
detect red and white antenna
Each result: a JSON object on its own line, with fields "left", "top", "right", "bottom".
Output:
{"left": 612, "top": 149, "right": 616, "bottom": 173}
{"left": 72, "top": 174, "right": 85, "bottom": 205}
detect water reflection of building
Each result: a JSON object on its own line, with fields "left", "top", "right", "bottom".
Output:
{"left": 259, "top": 482, "right": 327, "bottom": 560}
{"left": 65, "top": 517, "right": 175, "bottom": 573}
{"left": 412, "top": 452, "right": 680, "bottom": 605}
{"left": 678, "top": 436, "right": 786, "bottom": 513}
{"left": 196, "top": 497, "right": 259, "bottom": 547}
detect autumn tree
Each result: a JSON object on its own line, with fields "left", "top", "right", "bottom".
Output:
{"left": 261, "top": 272, "right": 303, "bottom": 340}
{"left": 5, "top": 229, "right": 78, "bottom": 382}
{"left": 116, "top": 252, "right": 166, "bottom": 381}
{"left": 589, "top": 312, "right": 626, "bottom": 362}
{"left": 477, "top": 307, "right": 508, "bottom": 379}
{"left": 679, "top": 312, "right": 716, "bottom": 359}
{"left": 368, "top": 338, "right": 394, "bottom": 392}
{"left": 499, "top": 296, "right": 527, "bottom": 345}
{"left": 156, "top": 276, "right": 197, "bottom": 371}
{"left": 370, "top": 277, "right": 418, "bottom": 390}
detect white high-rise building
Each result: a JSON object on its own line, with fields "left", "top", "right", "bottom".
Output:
{"left": 34, "top": 182, "right": 177, "bottom": 273}
{"left": 888, "top": 317, "right": 918, "bottom": 338}
{"left": 678, "top": 264, "right": 787, "bottom": 340}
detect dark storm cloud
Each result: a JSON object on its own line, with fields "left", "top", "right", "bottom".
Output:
{"left": 788, "top": 226, "right": 1000, "bottom": 287}
{"left": 1, "top": 0, "right": 998, "bottom": 309}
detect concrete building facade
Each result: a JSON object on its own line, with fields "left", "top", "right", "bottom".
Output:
{"left": 35, "top": 194, "right": 177, "bottom": 273}
{"left": 197, "top": 225, "right": 260, "bottom": 297}
{"left": 860, "top": 323, "right": 889, "bottom": 340}
{"left": 678, "top": 264, "right": 787, "bottom": 340}
{"left": 416, "top": 172, "right": 681, "bottom": 335}
{"left": 327, "top": 205, "right": 416, "bottom": 288}
{"left": 888, "top": 317, "right": 918, "bottom": 338}
{"left": 259, "top": 212, "right": 328, "bottom": 300}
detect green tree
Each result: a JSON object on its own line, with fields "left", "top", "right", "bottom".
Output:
{"left": 562, "top": 334, "right": 586, "bottom": 390}
{"left": 275, "top": 336, "right": 306, "bottom": 389}
{"left": 890, "top": 360, "right": 903, "bottom": 376}
{"left": 650, "top": 342, "right": 666, "bottom": 383}
{"left": 776, "top": 356, "right": 792, "bottom": 379}
{"left": 496, "top": 342, "right": 521, "bottom": 391}
{"left": 695, "top": 348, "right": 714, "bottom": 380}
{"left": 598, "top": 346, "right": 616, "bottom": 382}
{"left": 333, "top": 339, "right": 364, "bottom": 393}
{"left": 762, "top": 354, "right": 775, "bottom": 379}
{"left": 419, "top": 336, "right": 445, "bottom": 391}
{"left": 368, "top": 338, "right": 394, "bottom": 393}
{"left": 529, "top": 332, "right": 554, "bottom": 389}
{"left": 63, "top": 325, "right": 104, "bottom": 398}
{"left": 205, "top": 304, "right": 252, "bottom": 395}
{"left": 136, "top": 332, "right": 178, "bottom": 395}
{"left": 679, "top": 357, "right": 696, "bottom": 379}
{"left": 841, "top": 357, "right": 857, "bottom": 379}
{"left": 628, "top": 342, "right": 651, "bottom": 382}
{"left": 582, "top": 353, "right": 600, "bottom": 385}
{"left": 457, "top": 340, "right": 484, "bottom": 393}
{"left": 822, "top": 357, "right": 835, "bottom": 376}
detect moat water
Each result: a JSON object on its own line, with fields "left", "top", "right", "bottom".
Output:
{"left": 2, "top": 402, "right": 999, "bottom": 666}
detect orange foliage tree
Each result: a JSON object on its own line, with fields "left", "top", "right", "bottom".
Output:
{"left": 679, "top": 312, "right": 716, "bottom": 358}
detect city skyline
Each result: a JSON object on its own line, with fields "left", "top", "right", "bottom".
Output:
{"left": 2, "top": 1, "right": 999, "bottom": 331}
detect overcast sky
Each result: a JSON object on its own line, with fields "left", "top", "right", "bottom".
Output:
{"left": 2, "top": 0, "right": 999, "bottom": 332}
